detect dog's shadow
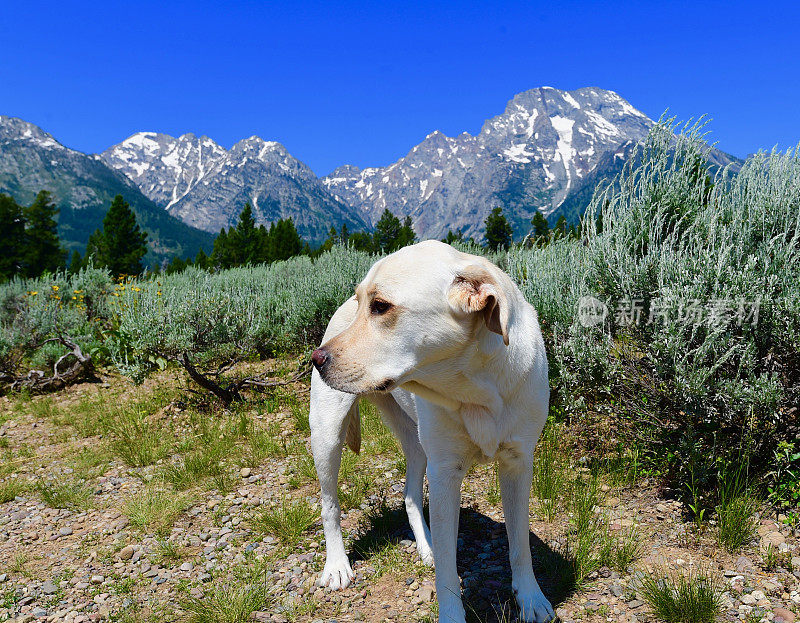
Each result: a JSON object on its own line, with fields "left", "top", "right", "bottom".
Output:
{"left": 350, "top": 502, "right": 576, "bottom": 622}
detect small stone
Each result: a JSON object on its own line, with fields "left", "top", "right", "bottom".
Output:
{"left": 199, "top": 573, "right": 213, "bottom": 583}
{"left": 40, "top": 580, "right": 58, "bottom": 595}
{"left": 774, "top": 607, "right": 796, "bottom": 623}
{"left": 180, "top": 562, "right": 194, "bottom": 572}
{"left": 763, "top": 531, "right": 786, "bottom": 547}
{"left": 90, "top": 575, "right": 104, "bottom": 584}
{"left": 240, "top": 467, "right": 252, "bottom": 478}
{"left": 59, "top": 526, "right": 73, "bottom": 536}
{"left": 417, "top": 586, "right": 435, "bottom": 602}
{"left": 627, "top": 600, "right": 643, "bottom": 609}
{"left": 741, "top": 594, "right": 757, "bottom": 605}
{"left": 32, "top": 607, "right": 48, "bottom": 618}
{"left": 118, "top": 545, "right": 135, "bottom": 560}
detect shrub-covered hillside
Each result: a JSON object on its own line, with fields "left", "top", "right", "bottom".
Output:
{"left": 2, "top": 121, "right": 799, "bottom": 514}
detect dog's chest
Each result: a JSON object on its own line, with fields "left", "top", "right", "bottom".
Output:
{"left": 459, "top": 403, "right": 505, "bottom": 459}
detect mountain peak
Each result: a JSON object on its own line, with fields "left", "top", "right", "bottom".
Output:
{"left": 0, "top": 115, "right": 66, "bottom": 151}
{"left": 323, "top": 85, "right": 656, "bottom": 239}
{"left": 101, "top": 130, "right": 366, "bottom": 242}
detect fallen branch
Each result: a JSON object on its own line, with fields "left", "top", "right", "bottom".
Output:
{"left": 177, "top": 352, "right": 240, "bottom": 406}
{"left": 5, "top": 337, "right": 96, "bottom": 393}
{"left": 237, "top": 366, "right": 311, "bottom": 391}
{"left": 175, "top": 353, "right": 311, "bottom": 406}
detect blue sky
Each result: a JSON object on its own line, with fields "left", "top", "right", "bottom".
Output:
{"left": 2, "top": 1, "right": 798, "bottom": 175}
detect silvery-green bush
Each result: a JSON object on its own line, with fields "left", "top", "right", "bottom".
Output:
{"left": 0, "top": 266, "right": 113, "bottom": 376}
{"left": 579, "top": 119, "right": 800, "bottom": 473}
{"left": 107, "top": 246, "right": 376, "bottom": 381}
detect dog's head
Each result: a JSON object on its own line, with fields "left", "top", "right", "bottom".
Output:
{"left": 312, "top": 240, "right": 512, "bottom": 395}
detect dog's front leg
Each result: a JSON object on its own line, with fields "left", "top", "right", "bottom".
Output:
{"left": 498, "top": 447, "right": 555, "bottom": 623}
{"left": 310, "top": 371, "right": 357, "bottom": 590}
{"left": 427, "top": 457, "right": 467, "bottom": 623}
{"left": 419, "top": 408, "right": 470, "bottom": 623}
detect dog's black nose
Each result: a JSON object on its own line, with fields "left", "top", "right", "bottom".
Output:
{"left": 311, "top": 348, "right": 329, "bottom": 370}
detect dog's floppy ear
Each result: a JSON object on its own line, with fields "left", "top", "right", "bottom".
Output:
{"left": 448, "top": 264, "right": 510, "bottom": 345}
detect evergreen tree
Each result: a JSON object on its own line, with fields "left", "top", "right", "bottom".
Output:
{"left": 165, "top": 256, "right": 188, "bottom": 274}
{"left": 396, "top": 216, "right": 417, "bottom": 249}
{"left": 442, "top": 229, "right": 464, "bottom": 245}
{"left": 553, "top": 215, "right": 568, "bottom": 239}
{"left": 94, "top": 196, "right": 148, "bottom": 276}
{"left": 339, "top": 223, "right": 350, "bottom": 244}
{"left": 0, "top": 194, "right": 26, "bottom": 281}
{"left": 85, "top": 228, "right": 105, "bottom": 266}
{"left": 211, "top": 207, "right": 306, "bottom": 269}
{"left": 229, "top": 203, "right": 260, "bottom": 263}
{"left": 348, "top": 231, "right": 374, "bottom": 252}
{"left": 211, "top": 228, "right": 236, "bottom": 269}
{"left": 269, "top": 218, "right": 303, "bottom": 262}
{"left": 484, "top": 207, "right": 514, "bottom": 251}
{"left": 530, "top": 210, "right": 550, "bottom": 243}
{"left": 194, "top": 248, "right": 211, "bottom": 271}
{"left": 373, "top": 209, "right": 402, "bottom": 253}
{"left": 23, "top": 190, "right": 64, "bottom": 277}
{"left": 67, "top": 250, "right": 84, "bottom": 275}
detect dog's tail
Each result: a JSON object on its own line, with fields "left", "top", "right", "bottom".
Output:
{"left": 345, "top": 401, "right": 361, "bottom": 455}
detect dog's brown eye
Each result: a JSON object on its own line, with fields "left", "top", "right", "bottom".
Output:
{"left": 370, "top": 300, "right": 392, "bottom": 315}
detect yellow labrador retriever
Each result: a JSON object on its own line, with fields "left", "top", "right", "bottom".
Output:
{"left": 309, "top": 240, "right": 554, "bottom": 623}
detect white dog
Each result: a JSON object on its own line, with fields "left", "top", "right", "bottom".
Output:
{"left": 309, "top": 240, "right": 554, "bottom": 623}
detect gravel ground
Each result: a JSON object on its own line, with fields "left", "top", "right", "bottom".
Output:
{"left": 0, "top": 371, "right": 798, "bottom": 623}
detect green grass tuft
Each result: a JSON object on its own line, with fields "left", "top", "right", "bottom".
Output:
{"left": 36, "top": 478, "right": 93, "bottom": 509}
{"left": 0, "top": 478, "right": 27, "bottom": 503}
{"left": 532, "top": 422, "right": 568, "bottom": 521}
{"left": 182, "top": 581, "right": 273, "bottom": 623}
{"left": 124, "top": 486, "right": 193, "bottom": 536}
{"left": 639, "top": 569, "right": 723, "bottom": 623}
{"left": 252, "top": 496, "right": 319, "bottom": 545}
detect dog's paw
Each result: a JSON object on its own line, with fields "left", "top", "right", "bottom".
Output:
{"left": 417, "top": 544, "right": 435, "bottom": 567}
{"left": 317, "top": 557, "right": 355, "bottom": 590}
{"left": 515, "top": 586, "right": 556, "bottom": 623}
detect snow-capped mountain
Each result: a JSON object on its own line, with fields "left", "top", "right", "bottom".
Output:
{"left": 0, "top": 116, "right": 212, "bottom": 262}
{"left": 101, "top": 132, "right": 227, "bottom": 211}
{"left": 322, "top": 87, "right": 655, "bottom": 239}
{"left": 8, "top": 85, "right": 739, "bottom": 252}
{"left": 101, "top": 133, "right": 367, "bottom": 243}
